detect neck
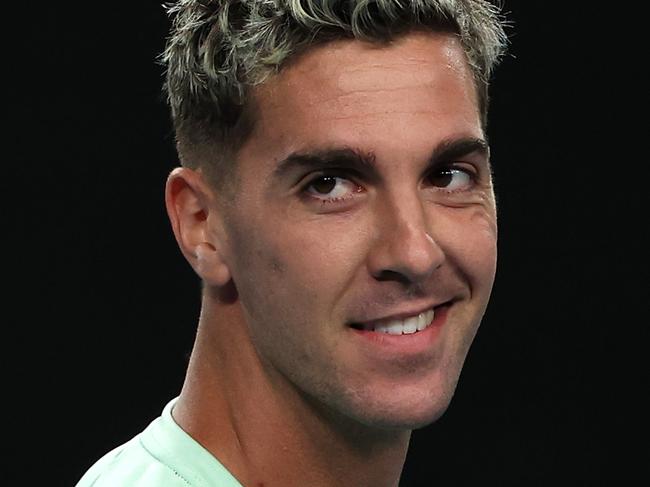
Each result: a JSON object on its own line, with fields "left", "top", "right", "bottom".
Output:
{"left": 172, "top": 289, "right": 411, "bottom": 487}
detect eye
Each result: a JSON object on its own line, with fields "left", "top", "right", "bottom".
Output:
{"left": 427, "top": 166, "right": 476, "bottom": 192}
{"left": 304, "top": 175, "right": 361, "bottom": 202}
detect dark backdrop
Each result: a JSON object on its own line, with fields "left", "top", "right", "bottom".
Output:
{"left": 8, "top": 2, "right": 644, "bottom": 486}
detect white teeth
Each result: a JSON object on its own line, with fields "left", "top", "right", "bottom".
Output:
{"left": 376, "top": 320, "right": 405, "bottom": 335}
{"left": 417, "top": 309, "right": 435, "bottom": 331}
{"left": 402, "top": 316, "right": 418, "bottom": 334}
{"left": 369, "top": 309, "right": 435, "bottom": 335}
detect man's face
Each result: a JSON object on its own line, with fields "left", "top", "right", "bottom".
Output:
{"left": 215, "top": 31, "right": 497, "bottom": 429}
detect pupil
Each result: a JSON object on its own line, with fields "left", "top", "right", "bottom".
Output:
{"left": 433, "top": 170, "right": 453, "bottom": 187}
{"left": 312, "top": 176, "right": 336, "bottom": 194}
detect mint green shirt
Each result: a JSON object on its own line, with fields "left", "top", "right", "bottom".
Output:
{"left": 76, "top": 397, "right": 243, "bottom": 487}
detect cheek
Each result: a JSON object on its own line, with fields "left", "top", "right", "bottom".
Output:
{"left": 439, "top": 206, "right": 498, "bottom": 287}
{"left": 230, "top": 215, "right": 368, "bottom": 320}
{"left": 272, "top": 212, "right": 369, "bottom": 281}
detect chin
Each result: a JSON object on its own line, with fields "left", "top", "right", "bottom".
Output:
{"left": 343, "top": 381, "right": 458, "bottom": 432}
{"left": 374, "top": 399, "right": 452, "bottom": 431}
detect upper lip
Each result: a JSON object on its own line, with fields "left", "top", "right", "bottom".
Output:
{"left": 350, "top": 300, "right": 454, "bottom": 327}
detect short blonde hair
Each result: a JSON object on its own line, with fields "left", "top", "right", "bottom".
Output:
{"left": 161, "top": 0, "right": 508, "bottom": 186}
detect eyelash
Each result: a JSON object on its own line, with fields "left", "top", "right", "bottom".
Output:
{"left": 426, "top": 164, "right": 479, "bottom": 194}
{"left": 301, "top": 171, "right": 363, "bottom": 205}
{"left": 300, "top": 163, "right": 479, "bottom": 204}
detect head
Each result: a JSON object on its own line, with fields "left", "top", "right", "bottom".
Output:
{"left": 163, "top": 0, "right": 507, "bottom": 431}
{"left": 162, "top": 0, "right": 507, "bottom": 192}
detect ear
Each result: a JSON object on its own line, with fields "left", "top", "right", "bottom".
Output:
{"left": 165, "top": 167, "right": 232, "bottom": 287}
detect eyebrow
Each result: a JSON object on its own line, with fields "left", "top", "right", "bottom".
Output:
{"left": 272, "top": 147, "right": 377, "bottom": 180}
{"left": 271, "top": 136, "right": 489, "bottom": 180}
{"left": 431, "top": 137, "right": 489, "bottom": 164}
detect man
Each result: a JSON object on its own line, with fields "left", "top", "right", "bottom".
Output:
{"left": 77, "top": 0, "right": 507, "bottom": 485}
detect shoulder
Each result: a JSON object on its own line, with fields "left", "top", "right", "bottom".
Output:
{"left": 74, "top": 398, "right": 242, "bottom": 487}
{"left": 75, "top": 434, "right": 193, "bottom": 487}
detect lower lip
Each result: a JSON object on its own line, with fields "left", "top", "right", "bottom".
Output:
{"left": 349, "top": 304, "right": 451, "bottom": 356}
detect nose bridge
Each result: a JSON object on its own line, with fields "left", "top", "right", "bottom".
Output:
{"left": 369, "top": 186, "right": 444, "bottom": 283}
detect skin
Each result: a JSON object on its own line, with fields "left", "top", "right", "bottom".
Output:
{"left": 165, "top": 31, "right": 498, "bottom": 487}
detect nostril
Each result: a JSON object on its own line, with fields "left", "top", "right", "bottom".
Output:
{"left": 373, "top": 269, "right": 414, "bottom": 285}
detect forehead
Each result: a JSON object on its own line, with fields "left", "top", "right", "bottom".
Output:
{"left": 241, "top": 31, "right": 481, "bottom": 165}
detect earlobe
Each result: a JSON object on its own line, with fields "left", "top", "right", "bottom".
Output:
{"left": 195, "top": 242, "right": 232, "bottom": 287}
{"left": 165, "top": 167, "right": 232, "bottom": 287}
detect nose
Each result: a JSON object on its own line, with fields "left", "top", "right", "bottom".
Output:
{"left": 367, "top": 194, "right": 445, "bottom": 285}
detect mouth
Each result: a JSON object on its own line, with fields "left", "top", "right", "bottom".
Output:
{"left": 349, "top": 302, "right": 452, "bottom": 336}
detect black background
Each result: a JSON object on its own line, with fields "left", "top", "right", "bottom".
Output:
{"left": 7, "top": 2, "right": 646, "bottom": 486}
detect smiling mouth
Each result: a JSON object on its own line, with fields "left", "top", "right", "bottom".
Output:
{"left": 350, "top": 303, "right": 450, "bottom": 335}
